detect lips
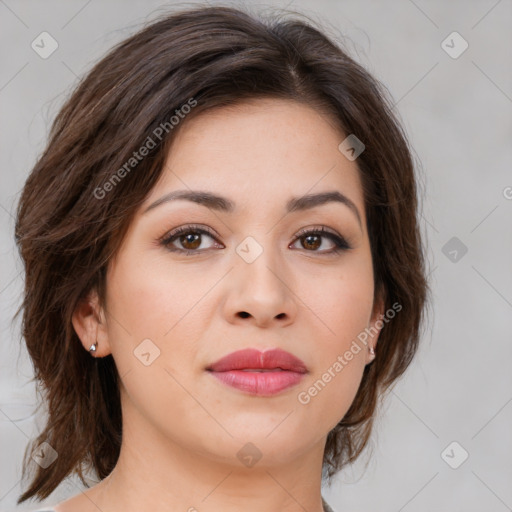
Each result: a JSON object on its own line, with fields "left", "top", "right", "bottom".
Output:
{"left": 206, "top": 348, "right": 308, "bottom": 373}
{"left": 206, "top": 348, "right": 308, "bottom": 396}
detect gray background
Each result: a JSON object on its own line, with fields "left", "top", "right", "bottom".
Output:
{"left": 1, "top": 0, "right": 511, "bottom": 511}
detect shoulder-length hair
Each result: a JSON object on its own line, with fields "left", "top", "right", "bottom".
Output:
{"left": 15, "top": 4, "right": 428, "bottom": 504}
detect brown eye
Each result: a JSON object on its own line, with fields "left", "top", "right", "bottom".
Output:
{"left": 301, "top": 234, "right": 321, "bottom": 250}
{"left": 160, "top": 225, "right": 222, "bottom": 254}
{"left": 179, "top": 233, "right": 202, "bottom": 250}
{"left": 291, "top": 227, "right": 351, "bottom": 254}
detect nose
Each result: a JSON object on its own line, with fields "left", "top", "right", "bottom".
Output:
{"left": 222, "top": 250, "right": 298, "bottom": 329}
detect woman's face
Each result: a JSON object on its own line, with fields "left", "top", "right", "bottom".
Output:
{"left": 84, "top": 98, "right": 383, "bottom": 469}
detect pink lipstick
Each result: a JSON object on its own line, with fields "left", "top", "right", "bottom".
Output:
{"left": 206, "top": 348, "right": 308, "bottom": 396}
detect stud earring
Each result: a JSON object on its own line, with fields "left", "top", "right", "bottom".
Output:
{"left": 89, "top": 342, "right": 97, "bottom": 354}
{"left": 369, "top": 346, "right": 375, "bottom": 356}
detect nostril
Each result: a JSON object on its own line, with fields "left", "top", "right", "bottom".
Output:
{"left": 238, "top": 311, "right": 250, "bottom": 318}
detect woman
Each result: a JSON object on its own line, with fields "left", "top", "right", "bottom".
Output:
{"left": 14, "top": 5, "right": 428, "bottom": 512}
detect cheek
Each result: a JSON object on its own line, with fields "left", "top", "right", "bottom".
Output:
{"left": 293, "top": 257, "right": 373, "bottom": 428}
{"left": 295, "top": 302, "right": 370, "bottom": 436}
{"left": 297, "top": 254, "right": 375, "bottom": 344}
{"left": 103, "top": 255, "right": 206, "bottom": 433}
{"left": 104, "top": 249, "right": 217, "bottom": 388}
{"left": 106, "top": 249, "right": 214, "bottom": 339}
{"left": 296, "top": 357, "right": 366, "bottom": 440}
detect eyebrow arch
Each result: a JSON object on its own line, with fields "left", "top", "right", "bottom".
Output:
{"left": 144, "top": 189, "right": 362, "bottom": 228}
{"left": 286, "top": 191, "right": 362, "bottom": 229}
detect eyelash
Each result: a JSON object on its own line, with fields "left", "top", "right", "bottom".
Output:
{"left": 159, "top": 223, "right": 352, "bottom": 256}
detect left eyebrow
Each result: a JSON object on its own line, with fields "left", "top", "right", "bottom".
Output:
{"left": 143, "top": 189, "right": 362, "bottom": 228}
{"left": 286, "top": 191, "right": 362, "bottom": 229}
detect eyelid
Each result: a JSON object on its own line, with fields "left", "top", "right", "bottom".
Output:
{"left": 158, "top": 224, "right": 222, "bottom": 247}
{"left": 293, "top": 225, "right": 341, "bottom": 240}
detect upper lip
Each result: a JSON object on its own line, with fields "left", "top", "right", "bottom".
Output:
{"left": 206, "top": 348, "right": 308, "bottom": 373}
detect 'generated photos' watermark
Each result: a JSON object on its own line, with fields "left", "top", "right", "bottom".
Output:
{"left": 94, "top": 97, "right": 197, "bottom": 200}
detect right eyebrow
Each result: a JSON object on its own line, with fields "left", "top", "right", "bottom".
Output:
{"left": 144, "top": 190, "right": 234, "bottom": 214}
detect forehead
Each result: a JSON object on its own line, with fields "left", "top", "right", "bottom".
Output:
{"left": 147, "top": 98, "right": 365, "bottom": 221}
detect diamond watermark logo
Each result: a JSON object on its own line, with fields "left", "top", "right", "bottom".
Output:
{"left": 338, "top": 134, "right": 365, "bottom": 161}
{"left": 236, "top": 442, "right": 263, "bottom": 468}
{"left": 31, "top": 31, "right": 59, "bottom": 59}
{"left": 32, "top": 441, "right": 58, "bottom": 468}
{"left": 441, "top": 31, "right": 468, "bottom": 59}
{"left": 133, "top": 338, "right": 161, "bottom": 366}
{"left": 442, "top": 236, "right": 468, "bottom": 263}
{"left": 441, "top": 441, "right": 469, "bottom": 469}
{"left": 236, "top": 236, "right": 263, "bottom": 263}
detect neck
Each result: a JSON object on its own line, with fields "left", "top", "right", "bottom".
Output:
{"left": 86, "top": 394, "right": 328, "bottom": 512}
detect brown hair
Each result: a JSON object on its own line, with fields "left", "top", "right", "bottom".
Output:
{"left": 14, "top": 4, "right": 428, "bottom": 504}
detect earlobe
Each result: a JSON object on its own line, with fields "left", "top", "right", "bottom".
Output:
{"left": 366, "top": 294, "right": 385, "bottom": 364}
{"left": 71, "top": 289, "right": 111, "bottom": 357}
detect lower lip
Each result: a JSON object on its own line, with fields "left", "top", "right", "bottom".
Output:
{"left": 208, "top": 370, "right": 305, "bottom": 396}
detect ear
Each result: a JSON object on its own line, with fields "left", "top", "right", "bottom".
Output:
{"left": 365, "top": 292, "right": 385, "bottom": 365}
{"left": 72, "top": 288, "right": 112, "bottom": 357}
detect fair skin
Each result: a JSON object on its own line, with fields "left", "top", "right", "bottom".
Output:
{"left": 65, "top": 98, "right": 383, "bottom": 512}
